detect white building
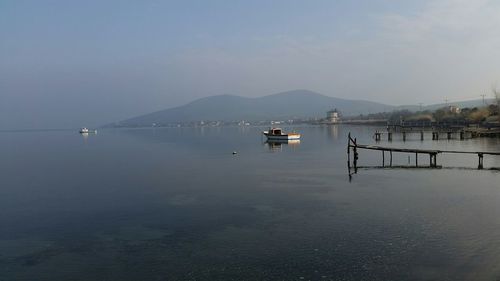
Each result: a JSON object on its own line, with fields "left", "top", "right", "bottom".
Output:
{"left": 326, "top": 109, "right": 340, "bottom": 123}
{"left": 448, "top": 105, "right": 461, "bottom": 114}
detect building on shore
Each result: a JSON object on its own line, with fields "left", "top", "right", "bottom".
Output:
{"left": 448, "top": 105, "right": 461, "bottom": 114}
{"left": 326, "top": 108, "right": 340, "bottom": 123}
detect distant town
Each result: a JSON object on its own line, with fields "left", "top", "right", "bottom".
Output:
{"left": 113, "top": 101, "right": 499, "bottom": 129}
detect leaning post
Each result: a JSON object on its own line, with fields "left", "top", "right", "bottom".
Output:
{"left": 353, "top": 138, "right": 358, "bottom": 172}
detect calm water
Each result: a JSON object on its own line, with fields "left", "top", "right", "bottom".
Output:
{"left": 1, "top": 125, "right": 500, "bottom": 280}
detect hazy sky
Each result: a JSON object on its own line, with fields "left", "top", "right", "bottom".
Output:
{"left": 1, "top": 0, "right": 500, "bottom": 129}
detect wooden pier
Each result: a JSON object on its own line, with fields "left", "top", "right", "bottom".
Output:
{"left": 348, "top": 133, "right": 500, "bottom": 172}
{"left": 374, "top": 130, "right": 473, "bottom": 141}
{"left": 374, "top": 126, "right": 500, "bottom": 142}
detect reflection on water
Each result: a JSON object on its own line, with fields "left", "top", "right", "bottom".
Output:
{"left": 1, "top": 126, "right": 500, "bottom": 280}
{"left": 264, "top": 139, "right": 301, "bottom": 151}
{"left": 80, "top": 132, "right": 90, "bottom": 145}
{"left": 327, "top": 124, "right": 339, "bottom": 139}
{"left": 80, "top": 131, "right": 99, "bottom": 144}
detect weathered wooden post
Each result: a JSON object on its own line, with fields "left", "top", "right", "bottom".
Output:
{"left": 429, "top": 153, "right": 437, "bottom": 167}
{"left": 415, "top": 152, "right": 418, "bottom": 166}
{"left": 347, "top": 133, "right": 351, "bottom": 158}
{"left": 402, "top": 131, "right": 406, "bottom": 141}
{"left": 420, "top": 131, "right": 424, "bottom": 141}
{"left": 347, "top": 133, "right": 353, "bottom": 177}
{"left": 353, "top": 137, "right": 358, "bottom": 173}
{"left": 354, "top": 138, "right": 358, "bottom": 160}
{"left": 388, "top": 132, "right": 392, "bottom": 141}
{"left": 382, "top": 150, "right": 385, "bottom": 166}
{"left": 478, "top": 153, "right": 483, "bottom": 169}
{"left": 390, "top": 151, "right": 393, "bottom": 166}
{"left": 435, "top": 132, "right": 439, "bottom": 140}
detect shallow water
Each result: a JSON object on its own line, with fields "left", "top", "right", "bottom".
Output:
{"left": 1, "top": 125, "right": 500, "bottom": 280}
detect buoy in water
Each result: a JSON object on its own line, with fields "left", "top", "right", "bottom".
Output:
{"left": 232, "top": 151, "right": 237, "bottom": 155}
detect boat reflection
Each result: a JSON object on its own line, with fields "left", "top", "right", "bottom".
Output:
{"left": 264, "top": 139, "right": 301, "bottom": 151}
{"left": 80, "top": 130, "right": 97, "bottom": 144}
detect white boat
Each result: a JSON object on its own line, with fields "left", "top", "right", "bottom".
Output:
{"left": 262, "top": 128, "right": 301, "bottom": 140}
{"left": 79, "top": 127, "right": 97, "bottom": 134}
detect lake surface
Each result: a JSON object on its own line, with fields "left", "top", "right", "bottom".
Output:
{"left": 1, "top": 125, "right": 500, "bottom": 280}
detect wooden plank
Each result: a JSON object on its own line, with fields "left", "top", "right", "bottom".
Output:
{"left": 356, "top": 165, "right": 442, "bottom": 169}
{"left": 354, "top": 144, "right": 500, "bottom": 156}
{"left": 355, "top": 144, "right": 439, "bottom": 154}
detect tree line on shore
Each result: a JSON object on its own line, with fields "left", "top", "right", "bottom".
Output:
{"left": 351, "top": 104, "right": 499, "bottom": 124}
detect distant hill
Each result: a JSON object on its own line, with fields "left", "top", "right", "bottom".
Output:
{"left": 113, "top": 90, "right": 394, "bottom": 126}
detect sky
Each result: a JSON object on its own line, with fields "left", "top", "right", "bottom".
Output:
{"left": 1, "top": 0, "right": 500, "bottom": 129}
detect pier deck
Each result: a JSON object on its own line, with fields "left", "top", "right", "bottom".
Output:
{"left": 374, "top": 127, "right": 500, "bottom": 141}
{"left": 354, "top": 144, "right": 500, "bottom": 156}
{"left": 348, "top": 133, "right": 500, "bottom": 171}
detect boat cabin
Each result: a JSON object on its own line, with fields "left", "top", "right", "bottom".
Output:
{"left": 269, "top": 128, "right": 283, "bottom": 135}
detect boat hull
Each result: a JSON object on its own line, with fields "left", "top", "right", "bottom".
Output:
{"left": 263, "top": 132, "right": 301, "bottom": 140}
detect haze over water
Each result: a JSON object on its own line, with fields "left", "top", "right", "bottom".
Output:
{"left": 1, "top": 126, "right": 500, "bottom": 280}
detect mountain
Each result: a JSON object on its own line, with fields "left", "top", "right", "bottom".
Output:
{"left": 114, "top": 90, "right": 394, "bottom": 126}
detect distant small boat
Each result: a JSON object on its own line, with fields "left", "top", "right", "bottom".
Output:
{"left": 263, "top": 127, "right": 301, "bottom": 140}
{"left": 79, "top": 127, "right": 97, "bottom": 134}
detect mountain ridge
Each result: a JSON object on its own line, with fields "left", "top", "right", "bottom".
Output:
{"left": 114, "top": 90, "right": 393, "bottom": 126}
{"left": 111, "top": 90, "right": 493, "bottom": 127}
